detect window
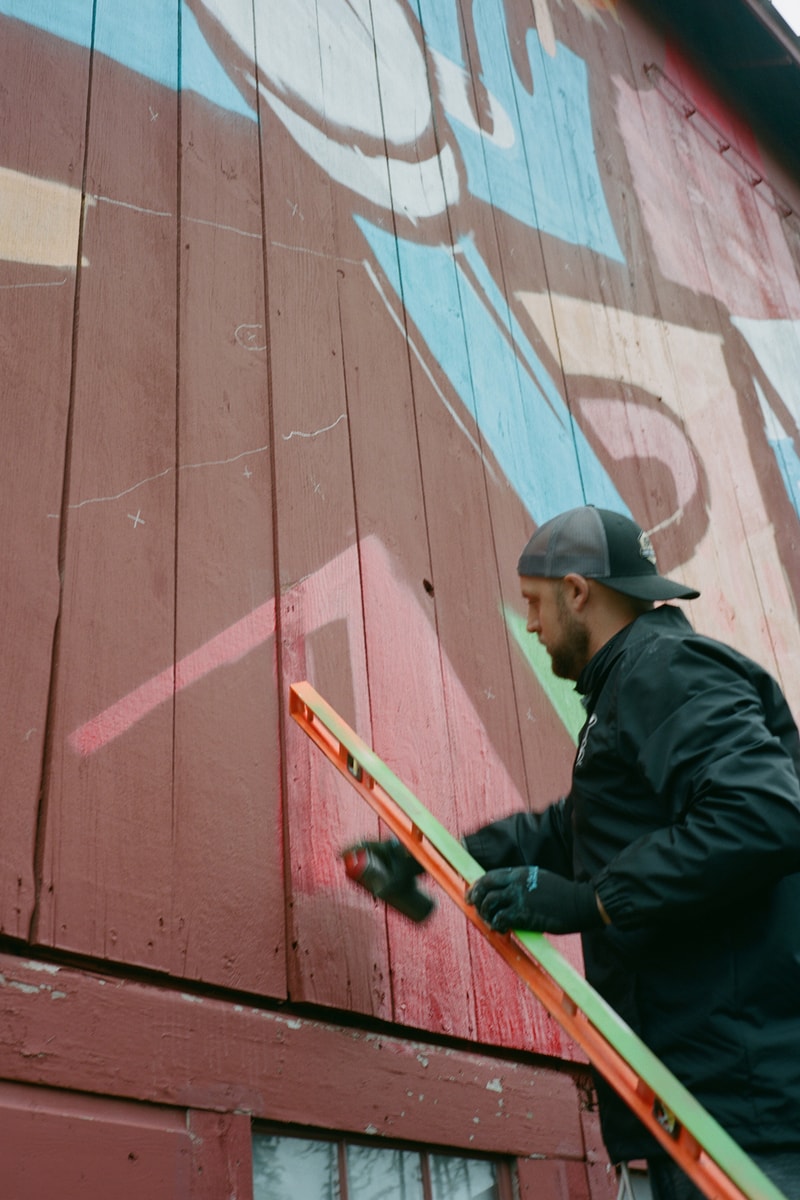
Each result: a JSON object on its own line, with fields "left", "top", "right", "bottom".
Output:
{"left": 252, "top": 1130, "right": 515, "bottom": 1200}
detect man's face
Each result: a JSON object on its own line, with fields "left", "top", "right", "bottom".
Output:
{"left": 520, "top": 575, "right": 590, "bottom": 681}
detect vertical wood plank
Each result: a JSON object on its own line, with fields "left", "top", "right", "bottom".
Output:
{"left": 318, "top": 6, "right": 477, "bottom": 1041}
{"left": 0, "top": 1081, "right": 192, "bottom": 1199}
{"left": 0, "top": 15, "right": 92, "bottom": 938}
{"left": 517, "top": 1158, "right": 592, "bottom": 1200}
{"left": 238, "top": 1, "right": 391, "bottom": 1014}
{"left": 35, "top": 6, "right": 181, "bottom": 970}
{"left": 388, "top": 0, "right": 584, "bottom": 1055}
{"left": 189, "top": 1110, "right": 253, "bottom": 1200}
{"left": 579, "top": 1085, "right": 620, "bottom": 1200}
{"left": 171, "top": 9, "right": 285, "bottom": 996}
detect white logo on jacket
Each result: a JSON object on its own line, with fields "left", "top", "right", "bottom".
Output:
{"left": 576, "top": 714, "right": 598, "bottom": 767}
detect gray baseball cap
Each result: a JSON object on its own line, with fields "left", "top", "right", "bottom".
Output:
{"left": 517, "top": 506, "right": 700, "bottom": 601}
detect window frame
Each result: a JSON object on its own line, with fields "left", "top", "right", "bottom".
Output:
{"left": 252, "top": 1121, "right": 518, "bottom": 1200}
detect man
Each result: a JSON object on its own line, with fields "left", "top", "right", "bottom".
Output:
{"left": 350, "top": 506, "right": 800, "bottom": 1200}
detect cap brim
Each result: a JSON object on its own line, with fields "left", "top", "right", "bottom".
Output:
{"left": 602, "top": 575, "right": 700, "bottom": 601}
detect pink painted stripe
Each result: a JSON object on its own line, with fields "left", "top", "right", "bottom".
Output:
{"left": 69, "top": 598, "right": 276, "bottom": 756}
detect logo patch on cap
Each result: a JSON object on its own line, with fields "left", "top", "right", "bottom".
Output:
{"left": 638, "top": 530, "right": 657, "bottom": 567}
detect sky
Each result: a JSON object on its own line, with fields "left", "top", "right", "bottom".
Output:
{"left": 772, "top": 0, "right": 800, "bottom": 34}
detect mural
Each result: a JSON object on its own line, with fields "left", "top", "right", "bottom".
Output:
{"left": 2, "top": 0, "right": 800, "bottom": 1061}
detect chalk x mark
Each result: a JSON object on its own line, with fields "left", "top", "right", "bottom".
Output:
{"left": 127, "top": 510, "right": 145, "bottom": 529}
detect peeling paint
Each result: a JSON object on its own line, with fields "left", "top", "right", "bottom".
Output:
{"left": 0, "top": 972, "right": 67, "bottom": 1001}
{"left": 485, "top": 1077, "right": 503, "bottom": 1093}
{"left": 8, "top": 981, "right": 42, "bottom": 995}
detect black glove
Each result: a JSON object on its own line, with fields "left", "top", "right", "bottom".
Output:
{"left": 342, "top": 839, "right": 434, "bottom": 923}
{"left": 466, "top": 866, "right": 602, "bottom": 934}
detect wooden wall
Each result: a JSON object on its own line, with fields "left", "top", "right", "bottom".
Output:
{"left": 1, "top": 0, "right": 799, "bottom": 1193}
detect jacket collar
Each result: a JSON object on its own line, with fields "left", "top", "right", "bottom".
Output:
{"left": 576, "top": 604, "right": 693, "bottom": 699}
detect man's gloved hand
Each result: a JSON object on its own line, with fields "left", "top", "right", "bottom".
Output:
{"left": 342, "top": 839, "right": 435, "bottom": 923}
{"left": 466, "top": 866, "right": 603, "bottom": 934}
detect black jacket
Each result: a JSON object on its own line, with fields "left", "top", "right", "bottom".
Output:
{"left": 465, "top": 605, "right": 800, "bottom": 1161}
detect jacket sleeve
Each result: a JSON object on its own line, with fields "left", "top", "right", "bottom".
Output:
{"left": 463, "top": 797, "right": 574, "bottom": 877}
{"left": 595, "top": 638, "right": 800, "bottom": 930}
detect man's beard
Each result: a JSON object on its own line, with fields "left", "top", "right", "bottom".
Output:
{"left": 550, "top": 587, "right": 591, "bottom": 680}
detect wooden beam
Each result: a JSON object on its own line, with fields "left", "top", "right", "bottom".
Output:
{"left": 0, "top": 952, "right": 584, "bottom": 1159}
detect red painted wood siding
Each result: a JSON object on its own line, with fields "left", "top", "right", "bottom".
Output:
{"left": 0, "top": 18, "right": 93, "bottom": 942}
{"left": 1, "top": 0, "right": 799, "bottom": 1087}
{"left": 0, "top": 1080, "right": 252, "bottom": 1200}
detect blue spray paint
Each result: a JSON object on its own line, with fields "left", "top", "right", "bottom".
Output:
{"left": 733, "top": 317, "right": 800, "bottom": 524}
{"left": 355, "top": 216, "right": 628, "bottom": 526}
{"left": 7, "top": 0, "right": 630, "bottom": 526}
{"left": 0, "top": 0, "right": 253, "bottom": 117}
{"left": 416, "top": 0, "right": 624, "bottom": 261}
{"left": 753, "top": 382, "right": 800, "bottom": 521}
{"left": 11, "top": 0, "right": 622, "bottom": 259}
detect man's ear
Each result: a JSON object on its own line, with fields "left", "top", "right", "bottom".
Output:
{"left": 561, "top": 573, "right": 591, "bottom": 612}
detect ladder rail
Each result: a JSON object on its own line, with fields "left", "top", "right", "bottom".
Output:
{"left": 289, "top": 681, "right": 788, "bottom": 1200}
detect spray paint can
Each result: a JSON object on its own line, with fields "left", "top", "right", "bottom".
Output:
{"left": 343, "top": 842, "right": 435, "bottom": 923}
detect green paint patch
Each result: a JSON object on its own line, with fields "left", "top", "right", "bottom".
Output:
{"left": 504, "top": 606, "right": 585, "bottom": 744}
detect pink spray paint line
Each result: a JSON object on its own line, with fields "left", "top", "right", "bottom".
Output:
{"left": 69, "top": 598, "right": 277, "bottom": 756}
{"left": 68, "top": 538, "right": 366, "bottom": 758}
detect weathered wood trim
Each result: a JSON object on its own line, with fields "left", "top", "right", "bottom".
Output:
{"left": 0, "top": 953, "right": 584, "bottom": 1159}
{"left": 189, "top": 1110, "right": 254, "bottom": 1200}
